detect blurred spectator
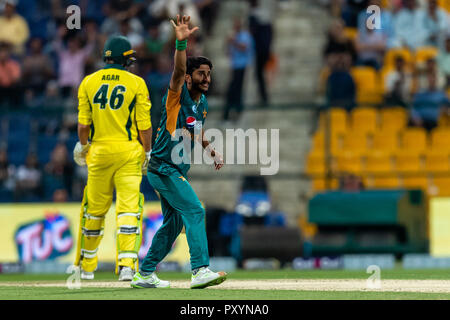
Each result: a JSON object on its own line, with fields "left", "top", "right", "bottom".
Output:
{"left": 341, "top": 0, "right": 370, "bottom": 27}
{"left": 193, "top": 0, "right": 219, "bottom": 37}
{"left": 248, "top": 0, "right": 275, "bottom": 106}
{"left": 0, "top": 149, "right": 15, "bottom": 192}
{"left": 14, "top": 153, "right": 42, "bottom": 201}
{"left": 43, "top": 143, "right": 74, "bottom": 201}
{"left": 438, "top": 102, "right": 450, "bottom": 127}
{"left": 0, "top": 0, "right": 30, "bottom": 55}
{"left": 53, "top": 26, "right": 95, "bottom": 99}
{"left": 83, "top": 19, "right": 107, "bottom": 75}
{"left": 105, "top": 0, "right": 144, "bottom": 21}
{"left": 146, "top": 55, "right": 172, "bottom": 144}
{"left": 355, "top": 21, "right": 387, "bottom": 70}
{"left": 223, "top": 17, "right": 254, "bottom": 122}
{"left": 357, "top": 0, "right": 396, "bottom": 48}
{"left": 326, "top": 56, "right": 356, "bottom": 110}
{"left": 52, "top": 189, "right": 68, "bottom": 202}
{"left": 415, "top": 58, "right": 446, "bottom": 92}
{"left": 41, "top": 80, "right": 65, "bottom": 109}
{"left": 0, "top": 42, "right": 21, "bottom": 108}
{"left": 384, "top": 55, "right": 413, "bottom": 106}
{"left": 393, "top": 0, "right": 426, "bottom": 50}
{"left": 15, "top": 0, "right": 52, "bottom": 39}
{"left": 437, "top": 35, "right": 450, "bottom": 88}
{"left": 419, "top": 0, "right": 448, "bottom": 48}
{"left": 119, "top": 17, "right": 144, "bottom": 48}
{"left": 22, "top": 38, "right": 54, "bottom": 107}
{"left": 101, "top": 1, "right": 144, "bottom": 38}
{"left": 148, "top": 0, "right": 202, "bottom": 29}
{"left": 144, "top": 22, "right": 169, "bottom": 64}
{"left": 323, "top": 19, "right": 356, "bottom": 70}
{"left": 339, "top": 173, "right": 365, "bottom": 191}
{"left": 79, "top": 0, "right": 109, "bottom": 26}
{"left": 410, "top": 66, "right": 450, "bottom": 131}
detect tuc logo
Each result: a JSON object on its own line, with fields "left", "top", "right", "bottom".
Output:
{"left": 15, "top": 214, "right": 73, "bottom": 263}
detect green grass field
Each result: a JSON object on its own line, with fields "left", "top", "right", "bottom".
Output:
{"left": 1, "top": 268, "right": 450, "bottom": 300}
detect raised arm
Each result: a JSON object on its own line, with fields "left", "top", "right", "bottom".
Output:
{"left": 169, "top": 15, "right": 199, "bottom": 92}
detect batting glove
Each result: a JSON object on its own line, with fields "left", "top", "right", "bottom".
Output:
{"left": 142, "top": 150, "right": 151, "bottom": 175}
{"left": 73, "top": 142, "right": 90, "bottom": 166}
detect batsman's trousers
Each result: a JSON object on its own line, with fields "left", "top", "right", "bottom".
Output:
{"left": 74, "top": 141, "right": 144, "bottom": 274}
{"left": 140, "top": 169, "right": 209, "bottom": 273}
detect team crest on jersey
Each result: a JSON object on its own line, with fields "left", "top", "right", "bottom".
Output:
{"left": 192, "top": 104, "right": 197, "bottom": 113}
{"left": 186, "top": 116, "right": 196, "bottom": 129}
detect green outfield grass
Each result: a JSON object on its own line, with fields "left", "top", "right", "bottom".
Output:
{"left": 1, "top": 269, "right": 450, "bottom": 300}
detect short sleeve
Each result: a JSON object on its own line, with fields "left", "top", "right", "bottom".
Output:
{"left": 135, "top": 77, "right": 152, "bottom": 131}
{"left": 78, "top": 76, "right": 92, "bottom": 126}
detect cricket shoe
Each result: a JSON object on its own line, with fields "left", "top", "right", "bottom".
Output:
{"left": 190, "top": 267, "right": 227, "bottom": 289}
{"left": 131, "top": 272, "right": 170, "bottom": 288}
{"left": 81, "top": 270, "right": 94, "bottom": 280}
{"left": 118, "top": 267, "right": 135, "bottom": 281}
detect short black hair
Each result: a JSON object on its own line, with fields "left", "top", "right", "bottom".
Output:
{"left": 186, "top": 56, "right": 213, "bottom": 75}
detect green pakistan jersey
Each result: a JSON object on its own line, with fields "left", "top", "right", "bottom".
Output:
{"left": 149, "top": 83, "right": 208, "bottom": 177}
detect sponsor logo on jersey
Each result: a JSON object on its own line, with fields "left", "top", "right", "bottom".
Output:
{"left": 186, "top": 116, "right": 196, "bottom": 129}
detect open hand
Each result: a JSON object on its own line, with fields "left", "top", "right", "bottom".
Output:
{"left": 170, "top": 15, "right": 199, "bottom": 41}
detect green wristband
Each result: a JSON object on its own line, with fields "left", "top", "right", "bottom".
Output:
{"left": 176, "top": 39, "right": 187, "bottom": 51}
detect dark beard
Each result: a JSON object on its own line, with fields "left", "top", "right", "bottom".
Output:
{"left": 192, "top": 80, "right": 208, "bottom": 94}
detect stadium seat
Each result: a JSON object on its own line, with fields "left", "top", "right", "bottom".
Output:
{"left": 394, "top": 150, "right": 424, "bottom": 174}
{"left": 430, "top": 176, "right": 450, "bottom": 197}
{"left": 380, "top": 107, "right": 408, "bottom": 133}
{"left": 383, "top": 48, "right": 413, "bottom": 69}
{"left": 414, "top": 46, "right": 439, "bottom": 66}
{"left": 344, "top": 27, "right": 358, "bottom": 41}
{"left": 350, "top": 67, "right": 383, "bottom": 105}
{"left": 8, "top": 114, "right": 31, "bottom": 137}
{"left": 372, "top": 130, "right": 400, "bottom": 153}
{"left": 350, "top": 106, "right": 378, "bottom": 134}
{"left": 37, "top": 135, "right": 59, "bottom": 165}
{"left": 365, "top": 151, "right": 394, "bottom": 174}
{"left": 7, "top": 136, "right": 30, "bottom": 166}
{"left": 306, "top": 150, "right": 327, "bottom": 176}
{"left": 372, "top": 176, "right": 400, "bottom": 189}
{"left": 381, "top": 0, "right": 390, "bottom": 8}
{"left": 334, "top": 150, "right": 363, "bottom": 174}
{"left": 400, "top": 128, "right": 428, "bottom": 153}
{"left": 311, "top": 131, "right": 342, "bottom": 154}
{"left": 438, "top": 112, "right": 450, "bottom": 127}
{"left": 343, "top": 131, "right": 369, "bottom": 154}
{"left": 65, "top": 134, "right": 78, "bottom": 154}
{"left": 438, "top": 0, "right": 450, "bottom": 12}
{"left": 401, "top": 175, "right": 429, "bottom": 193}
{"left": 430, "top": 128, "right": 450, "bottom": 152}
{"left": 311, "top": 177, "right": 338, "bottom": 192}
{"left": 424, "top": 150, "right": 450, "bottom": 173}
{"left": 319, "top": 107, "right": 348, "bottom": 135}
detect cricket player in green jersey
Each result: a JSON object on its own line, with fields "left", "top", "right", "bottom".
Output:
{"left": 131, "top": 15, "right": 227, "bottom": 289}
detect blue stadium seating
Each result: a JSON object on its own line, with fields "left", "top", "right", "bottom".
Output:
{"left": 7, "top": 136, "right": 30, "bottom": 166}
{"left": 7, "top": 114, "right": 31, "bottom": 137}
{"left": 37, "top": 136, "right": 59, "bottom": 165}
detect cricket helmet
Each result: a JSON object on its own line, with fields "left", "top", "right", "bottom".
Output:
{"left": 103, "top": 35, "right": 136, "bottom": 67}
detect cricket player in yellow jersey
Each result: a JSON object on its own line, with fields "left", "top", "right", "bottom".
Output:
{"left": 72, "top": 35, "right": 152, "bottom": 281}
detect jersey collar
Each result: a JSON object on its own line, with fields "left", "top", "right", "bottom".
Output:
{"left": 184, "top": 83, "right": 205, "bottom": 106}
{"left": 104, "top": 63, "right": 126, "bottom": 70}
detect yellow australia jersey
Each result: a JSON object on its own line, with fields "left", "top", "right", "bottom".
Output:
{"left": 78, "top": 64, "right": 151, "bottom": 145}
